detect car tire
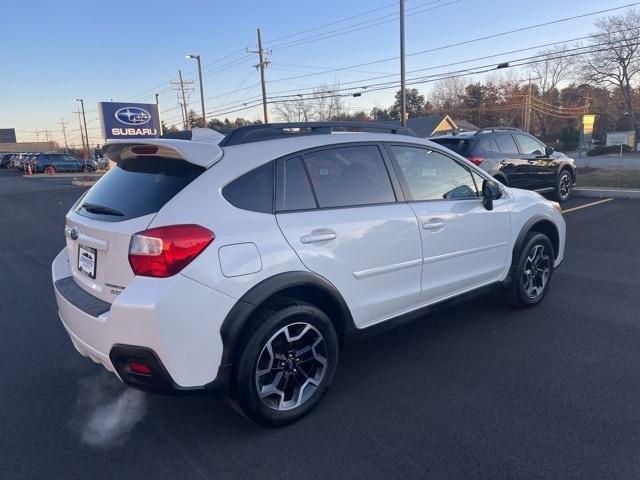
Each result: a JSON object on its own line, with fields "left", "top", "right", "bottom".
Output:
{"left": 493, "top": 174, "right": 508, "bottom": 186}
{"left": 233, "top": 300, "right": 339, "bottom": 427}
{"left": 44, "top": 165, "right": 55, "bottom": 175}
{"left": 507, "top": 232, "right": 554, "bottom": 308}
{"left": 554, "top": 170, "right": 572, "bottom": 202}
{"left": 83, "top": 165, "right": 94, "bottom": 173}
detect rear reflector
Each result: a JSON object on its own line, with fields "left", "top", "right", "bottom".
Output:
{"left": 467, "top": 156, "right": 484, "bottom": 166}
{"left": 128, "top": 361, "right": 152, "bottom": 375}
{"left": 129, "top": 224, "right": 214, "bottom": 277}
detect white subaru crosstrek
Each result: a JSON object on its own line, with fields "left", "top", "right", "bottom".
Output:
{"left": 52, "top": 122, "right": 565, "bottom": 426}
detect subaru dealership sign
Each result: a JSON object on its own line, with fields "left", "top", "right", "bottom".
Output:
{"left": 99, "top": 102, "right": 161, "bottom": 140}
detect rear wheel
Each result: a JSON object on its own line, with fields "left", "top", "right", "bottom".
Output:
{"left": 507, "top": 232, "right": 554, "bottom": 308}
{"left": 44, "top": 165, "right": 55, "bottom": 175}
{"left": 83, "top": 165, "right": 94, "bottom": 173}
{"left": 234, "top": 301, "right": 339, "bottom": 427}
{"left": 554, "top": 170, "right": 572, "bottom": 202}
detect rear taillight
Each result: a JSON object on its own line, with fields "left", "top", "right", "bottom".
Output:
{"left": 128, "top": 224, "right": 214, "bottom": 278}
{"left": 467, "top": 156, "right": 484, "bottom": 166}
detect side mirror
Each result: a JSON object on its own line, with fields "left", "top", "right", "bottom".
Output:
{"left": 545, "top": 146, "right": 554, "bottom": 157}
{"left": 482, "top": 179, "right": 501, "bottom": 211}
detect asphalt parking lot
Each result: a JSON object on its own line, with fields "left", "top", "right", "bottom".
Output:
{"left": 2, "top": 169, "right": 640, "bottom": 479}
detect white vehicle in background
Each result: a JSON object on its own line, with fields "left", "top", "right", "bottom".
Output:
{"left": 52, "top": 122, "right": 565, "bottom": 426}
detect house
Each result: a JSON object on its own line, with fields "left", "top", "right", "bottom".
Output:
{"left": 452, "top": 119, "right": 479, "bottom": 132}
{"left": 387, "top": 114, "right": 459, "bottom": 137}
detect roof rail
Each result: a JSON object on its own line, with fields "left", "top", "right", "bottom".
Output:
{"left": 219, "top": 121, "right": 417, "bottom": 147}
{"left": 474, "top": 126, "right": 521, "bottom": 135}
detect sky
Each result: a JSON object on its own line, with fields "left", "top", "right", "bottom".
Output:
{"left": 0, "top": 0, "right": 630, "bottom": 147}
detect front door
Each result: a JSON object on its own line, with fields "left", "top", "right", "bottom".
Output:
{"left": 386, "top": 144, "right": 511, "bottom": 303}
{"left": 513, "top": 133, "right": 558, "bottom": 190}
{"left": 275, "top": 145, "right": 423, "bottom": 328}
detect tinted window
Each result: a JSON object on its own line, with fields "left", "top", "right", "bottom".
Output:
{"left": 222, "top": 162, "right": 273, "bottom": 213}
{"left": 430, "top": 137, "right": 476, "bottom": 156}
{"left": 475, "top": 136, "right": 494, "bottom": 153}
{"left": 494, "top": 135, "right": 519, "bottom": 154}
{"left": 280, "top": 157, "right": 316, "bottom": 211}
{"left": 390, "top": 146, "right": 479, "bottom": 201}
{"left": 302, "top": 145, "right": 395, "bottom": 208}
{"left": 514, "top": 134, "right": 544, "bottom": 155}
{"left": 76, "top": 157, "right": 204, "bottom": 222}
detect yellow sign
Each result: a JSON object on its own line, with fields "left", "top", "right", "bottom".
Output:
{"left": 582, "top": 115, "right": 595, "bottom": 136}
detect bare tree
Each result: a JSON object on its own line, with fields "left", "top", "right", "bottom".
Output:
{"left": 582, "top": 9, "right": 640, "bottom": 135}
{"left": 429, "top": 76, "right": 467, "bottom": 115}
{"left": 272, "top": 82, "right": 345, "bottom": 122}
{"left": 530, "top": 44, "right": 575, "bottom": 95}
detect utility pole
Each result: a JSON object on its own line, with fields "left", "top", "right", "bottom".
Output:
{"left": 171, "top": 70, "right": 194, "bottom": 130}
{"left": 399, "top": 0, "right": 407, "bottom": 127}
{"left": 524, "top": 76, "right": 532, "bottom": 133}
{"left": 35, "top": 129, "right": 40, "bottom": 141}
{"left": 156, "top": 93, "right": 163, "bottom": 136}
{"left": 58, "top": 117, "right": 69, "bottom": 153}
{"left": 248, "top": 28, "right": 271, "bottom": 123}
{"left": 75, "top": 98, "right": 90, "bottom": 163}
{"left": 75, "top": 107, "right": 87, "bottom": 160}
{"left": 186, "top": 54, "right": 206, "bottom": 127}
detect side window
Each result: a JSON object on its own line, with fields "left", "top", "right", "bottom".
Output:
{"left": 279, "top": 157, "right": 317, "bottom": 211}
{"left": 389, "top": 145, "right": 479, "bottom": 201}
{"left": 302, "top": 145, "right": 395, "bottom": 208}
{"left": 494, "top": 134, "right": 519, "bottom": 154}
{"left": 514, "top": 134, "right": 544, "bottom": 155}
{"left": 222, "top": 162, "right": 274, "bottom": 213}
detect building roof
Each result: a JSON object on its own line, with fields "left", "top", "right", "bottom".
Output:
{"left": 387, "top": 115, "right": 458, "bottom": 137}
{"left": 453, "top": 119, "right": 479, "bottom": 132}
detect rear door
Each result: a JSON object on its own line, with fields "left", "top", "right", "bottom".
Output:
{"left": 494, "top": 133, "right": 532, "bottom": 188}
{"left": 65, "top": 156, "right": 204, "bottom": 303}
{"left": 275, "top": 144, "right": 423, "bottom": 328}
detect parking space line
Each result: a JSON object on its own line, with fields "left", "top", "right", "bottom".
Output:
{"left": 562, "top": 198, "right": 614, "bottom": 214}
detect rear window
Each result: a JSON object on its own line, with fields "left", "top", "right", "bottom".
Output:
{"left": 430, "top": 138, "right": 476, "bottom": 157}
{"left": 75, "top": 156, "right": 204, "bottom": 222}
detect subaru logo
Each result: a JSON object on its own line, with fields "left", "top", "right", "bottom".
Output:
{"left": 114, "top": 107, "right": 151, "bottom": 126}
{"left": 70, "top": 227, "right": 79, "bottom": 241}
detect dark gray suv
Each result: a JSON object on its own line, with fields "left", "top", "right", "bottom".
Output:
{"left": 431, "top": 127, "right": 577, "bottom": 202}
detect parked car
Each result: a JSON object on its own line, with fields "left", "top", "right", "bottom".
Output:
{"left": 0, "top": 153, "right": 13, "bottom": 168}
{"left": 52, "top": 122, "right": 566, "bottom": 426}
{"left": 31, "top": 153, "right": 97, "bottom": 173}
{"left": 430, "top": 127, "right": 577, "bottom": 202}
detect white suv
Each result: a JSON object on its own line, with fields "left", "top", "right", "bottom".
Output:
{"left": 52, "top": 122, "right": 565, "bottom": 426}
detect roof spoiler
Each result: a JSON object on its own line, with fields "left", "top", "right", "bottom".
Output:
{"left": 103, "top": 128, "right": 224, "bottom": 168}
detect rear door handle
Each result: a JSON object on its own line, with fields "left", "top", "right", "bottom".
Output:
{"left": 300, "top": 231, "right": 337, "bottom": 244}
{"left": 423, "top": 219, "right": 445, "bottom": 230}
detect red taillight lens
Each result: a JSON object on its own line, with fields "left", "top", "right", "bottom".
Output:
{"left": 467, "top": 156, "right": 484, "bottom": 166}
{"left": 128, "top": 224, "right": 214, "bottom": 278}
{"left": 128, "top": 361, "right": 152, "bottom": 375}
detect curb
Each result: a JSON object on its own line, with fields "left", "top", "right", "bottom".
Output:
{"left": 71, "top": 180, "right": 97, "bottom": 187}
{"left": 574, "top": 187, "right": 640, "bottom": 200}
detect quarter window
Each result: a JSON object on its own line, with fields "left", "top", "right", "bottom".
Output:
{"left": 222, "top": 162, "right": 274, "bottom": 213}
{"left": 302, "top": 145, "right": 395, "bottom": 208}
{"left": 494, "top": 135, "right": 519, "bottom": 154}
{"left": 389, "top": 146, "right": 479, "bottom": 201}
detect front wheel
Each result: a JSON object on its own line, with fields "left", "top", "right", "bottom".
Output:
{"left": 554, "top": 170, "right": 572, "bottom": 202}
{"left": 507, "top": 232, "right": 554, "bottom": 308}
{"left": 234, "top": 301, "right": 339, "bottom": 427}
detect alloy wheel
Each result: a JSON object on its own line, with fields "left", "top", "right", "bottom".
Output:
{"left": 559, "top": 174, "right": 571, "bottom": 199}
{"left": 521, "top": 244, "right": 551, "bottom": 299}
{"left": 255, "top": 322, "right": 328, "bottom": 411}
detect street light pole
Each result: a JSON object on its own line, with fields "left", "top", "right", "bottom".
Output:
{"left": 186, "top": 54, "right": 206, "bottom": 127}
{"left": 399, "top": 0, "right": 407, "bottom": 127}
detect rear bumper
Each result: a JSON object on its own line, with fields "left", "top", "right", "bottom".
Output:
{"left": 52, "top": 248, "right": 236, "bottom": 395}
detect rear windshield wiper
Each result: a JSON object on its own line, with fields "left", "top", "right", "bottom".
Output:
{"left": 81, "top": 202, "right": 124, "bottom": 216}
